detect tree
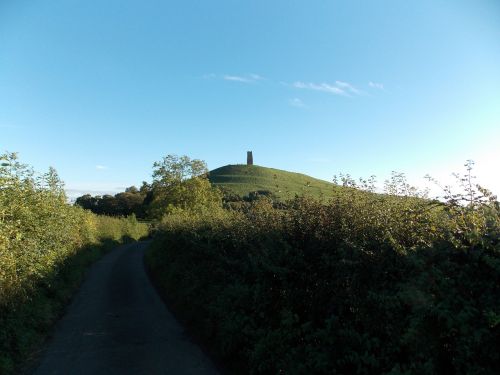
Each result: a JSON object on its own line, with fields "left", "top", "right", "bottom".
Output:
{"left": 139, "top": 181, "right": 151, "bottom": 195}
{"left": 75, "top": 194, "right": 98, "bottom": 211}
{"left": 115, "top": 192, "right": 145, "bottom": 217}
{"left": 152, "top": 155, "right": 208, "bottom": 186}
{"left": 74, "top": 185, "right": 149, "bottom": 218}
{"left": 125, "top": 186, "right": 139, "bottom": 194}
{"left": 148, "top": 154, "right": 221, "bottom": 218}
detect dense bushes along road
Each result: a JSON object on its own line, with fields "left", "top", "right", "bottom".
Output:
{"left": 3, "top": 150, "right": 499, "bottom": 374}
{"left": 0, "top": 153, "right": 149, "bottom": 374}
{"left": 146, "top": 184, "right": 500, "bottom": 374}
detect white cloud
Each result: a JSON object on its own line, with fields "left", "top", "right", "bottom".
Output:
{"left": 293, "top": 81, "right": 362, "bottom": 96}
{"left": 249, "top": 73, "right": 263, "bottom": 80}
{"left": 336, "top": 80, "right": 363, "bottom": 95}
{"left": 223, "top": 74, "right": 263, "bottom": 83}
{"left": 289, "top": 98, "right": 307, "bottom": 108}
{"left": 96, "top": 165, "right": 108, "bottom": 170}
{"left": 223, "top": 75, "right": 252, "bottom": 83}
{"left": 369, "top": 81, "right": 385, "bottom": 90}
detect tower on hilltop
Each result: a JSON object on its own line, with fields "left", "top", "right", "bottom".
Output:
{"left": 247, "top": 151, "right": 253, "bottom": 165}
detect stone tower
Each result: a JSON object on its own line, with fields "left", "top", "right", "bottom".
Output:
{"left": 247, "top": 151, "right": 253, "bottom": 165}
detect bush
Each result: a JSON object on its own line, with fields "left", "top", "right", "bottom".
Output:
{"left": 0, "top": 152, "right": 149, "bottom": 373}
{"left": 146, "top": 187, "right": 500, "bottom": 374}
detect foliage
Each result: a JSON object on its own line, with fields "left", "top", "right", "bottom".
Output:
{"left": 74, "top": 182, "right": 150, "bottom": 218}
{"left": 146, "top": 165, "right": 500, "bottom": 374}
{"left": 148, "top": 154, "right": 222, "bottom": 219}
{"left": 0, "top": 152, "right": 149, "bottom": 374}
{"left": 152, "top": 154, "right": 208, "bottom": 184}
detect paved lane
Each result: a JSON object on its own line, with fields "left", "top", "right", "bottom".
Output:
{"left": 33, "top": 242, "right": 219, "bottom": 375}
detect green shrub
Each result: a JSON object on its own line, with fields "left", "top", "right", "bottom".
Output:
{"left": 0, "top": 152, "right": 149, "bottom": 373}
{"left": 147, "top": 186, "right": 500, "bottom": 374}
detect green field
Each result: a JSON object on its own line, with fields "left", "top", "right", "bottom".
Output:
{"left": 209, "top": 164, "right": 340, "bottom": 200}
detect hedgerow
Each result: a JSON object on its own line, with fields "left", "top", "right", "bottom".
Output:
{"left": 147, "top": 174, "right": 500, "bottom": 374}
{"left": 0, "top": 152, "right": 149, "bottom": 373}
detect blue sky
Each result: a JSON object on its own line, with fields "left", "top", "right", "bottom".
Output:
{"left": 1, "top": 0, "right": 499, "bottom": 198}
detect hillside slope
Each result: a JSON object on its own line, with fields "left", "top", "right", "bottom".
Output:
{"left": 209, "top": 164, "right": 338, "bottom": 200}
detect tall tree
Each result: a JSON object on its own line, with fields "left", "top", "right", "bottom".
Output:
{"left": 148, "top": 154, "right": 221, "bottom": 218}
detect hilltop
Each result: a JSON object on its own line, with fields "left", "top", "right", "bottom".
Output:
{"left": 208, "top": 164, "right": 339, "bottom": 200}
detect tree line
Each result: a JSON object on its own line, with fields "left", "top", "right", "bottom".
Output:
{"left": 75, "top": 184, "right": 151, "bottom": 218}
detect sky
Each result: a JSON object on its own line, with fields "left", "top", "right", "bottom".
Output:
{"left": 1, "top": 0, "right": 499, "bottom": 199}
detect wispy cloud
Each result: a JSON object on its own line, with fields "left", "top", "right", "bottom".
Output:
{"left": 293, "top": 81, "right": 345, "bottom": 95}
{"left": 335, "top": 80, "right": 363, "bottom": 95}
{"left": 223, "top": 73, "right": 263, "bottom": 83}
{"left": 223, "top": 75, "right": 252, "bottom": 83}
{"left": 203, "top": 73, "right": 264, "bottom": 83}
{"left": 289, "top": 98, "right": 307, "bottom": 108}
{"left": 369, "top": 81, "right": 385, "bottom": 90}
{"left": 204, "top": 74, "right": 377, "bottom": 101}
{"left": 249, "top": 73, "right": 263, "bottom": 80}
{"left": 293, "top": 81, "right": 363, "bottom": 97}
{"left": 96, "top": 165, "right": 108, "bottom": 170}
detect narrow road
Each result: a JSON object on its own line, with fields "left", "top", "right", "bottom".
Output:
{"left": 33, "top": 242, "right": 219, "bottom": 375}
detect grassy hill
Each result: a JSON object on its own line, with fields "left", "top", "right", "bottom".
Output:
{"left": 209, "top": 164, "right": 339, "bottom": 200}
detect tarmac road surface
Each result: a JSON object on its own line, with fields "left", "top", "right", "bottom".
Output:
{"left": 33, "top": 241, "right": 219, "bottom": 375}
